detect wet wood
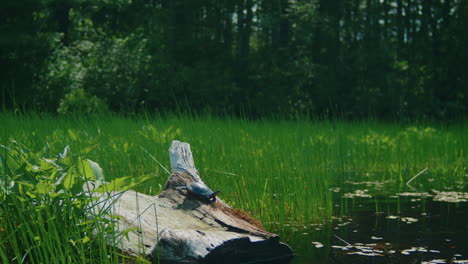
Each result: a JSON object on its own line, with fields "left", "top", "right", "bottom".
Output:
{"left": 91, "top": 140, "right": 293, "bottom": 263}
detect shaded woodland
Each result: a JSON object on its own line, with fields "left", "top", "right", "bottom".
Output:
{"left": 1, "top": 0, "right": 467, "bottom": 119}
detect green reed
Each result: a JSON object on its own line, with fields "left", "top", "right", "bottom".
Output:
{"left": 1, "top": 112, "right": 466, "bottom": 258}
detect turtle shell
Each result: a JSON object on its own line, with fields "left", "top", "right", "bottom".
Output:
{"left": 187, "top": 181, "right": 215, "bottom": 198}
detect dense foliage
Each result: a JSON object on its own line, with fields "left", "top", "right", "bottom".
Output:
{"left": 1, "top": 0, "right": 466, "bottom": 119}
{"left": 0, "top": 139, "right": 151, "bottom": 263}
{"left": 0, "top": 142, "right": 118, "bottom": 263}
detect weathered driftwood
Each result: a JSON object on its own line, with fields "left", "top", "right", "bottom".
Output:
{"left": 92, "top": 140, "right": 293, "bottom": 263}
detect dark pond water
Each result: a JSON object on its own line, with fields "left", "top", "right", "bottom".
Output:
{"left": 281, "top": 187, "right": 468, "bottom": 264}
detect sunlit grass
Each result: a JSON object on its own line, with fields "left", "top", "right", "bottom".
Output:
{"left": 1, "top": 113, "right": 467, "bottom": 222}
{"left": 1, "top": 112, "right": 466, "bottom": 261}
{"left": 0, "top": 138, "right": 144, "bottom": 264}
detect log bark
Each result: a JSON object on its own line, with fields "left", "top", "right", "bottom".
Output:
{"left": 91, "top": 140, "right": 293, "bottom": 263}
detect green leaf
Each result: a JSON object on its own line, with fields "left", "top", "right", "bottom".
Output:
{"left": 94, "top": 175, "right": 151, "bottom": 193}
{"left": 56, "top": 156, "right": 74, "bottom": 167}
{"left": 15, "top": 181, "right": 35, "bottom": 194}
{"left": 26, "top": 154, "right": 41, "bottom": 171}
{"left": 67, "top": 130, "right": 78, "bottom": 141}
{"left": 94, "top": 176, "right": 131, "bottom": 192}
{"left": 40, "top": 158, "right": 57, "bottom": 173}
{"left": 58, "top": 145, "right": 70, "bottom": 159}
{"left": 80, "top": 145, "right": 98, "bottom": 156}
{"left": 36, "top": 182, "right": 55, "bottom": 194}
{"left": 82, "top": 235, "right": 91, "bottom": 244}
{"left": 0, "top": 150, "right": 21, "bottom": 173}
{"left": 88, "top": 159, "right": 105, "bottom": 187}
{"left": 121, "top": 227, "right": 140, "bottom": 241}
{"left": 78, "top": 159, "right": 95, "bottom": 181}
{"left": 56, "top": 145, "right": 76, "bottom": 167}
{"left": 62, "top": 171, "right": 76, "bottom": 190}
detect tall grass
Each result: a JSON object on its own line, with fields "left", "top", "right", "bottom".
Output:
{"left": 1, "top": 112, "right": 466, "bottom": 261}
{"left": 0, "top": 139, "right": 137, "bottom": 263}
{"left": 0, "top": 192, "right": 124, "bottom": 264}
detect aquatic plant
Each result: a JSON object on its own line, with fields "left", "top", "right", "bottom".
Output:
{"left": 0, "top": 141, "right": 149, "bottom": 263}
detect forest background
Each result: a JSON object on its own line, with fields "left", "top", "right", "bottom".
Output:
{"left": 1, "top": 0, "right": 467, "bottom": 120}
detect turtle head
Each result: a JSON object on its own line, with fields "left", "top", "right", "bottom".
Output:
{"left": 209, "top": 190, "right": 221, "bottom": 202}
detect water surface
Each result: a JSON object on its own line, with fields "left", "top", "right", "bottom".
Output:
{"left": 281, "top": 181, "right": 468, "bottom": 264}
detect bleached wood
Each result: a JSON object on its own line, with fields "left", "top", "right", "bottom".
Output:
{"left": 89, "top": 140, "right": 293, "bottom": 263}
{"left": 169, "top": 140, "right": 201, "bottom": 181}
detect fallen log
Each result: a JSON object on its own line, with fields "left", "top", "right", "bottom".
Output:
{"left": 91, "top": 140, "right": 293, "bottom": 263}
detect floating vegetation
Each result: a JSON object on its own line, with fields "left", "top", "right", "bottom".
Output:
{"left": 312, "top": 241, "right": 324, "bottom": 248}
{"left": 337, "top": 221, "right": 352, "bottom": 227}
{"left": 398, "top": 192, "right": 433, "bottom": 197}
{"left": 347, "top": 251, "right": 384, "bottom": 257}
{"left": 332, "top": 243, "right": 389, "bottom": 257}
{"left": 401, "top": 246, "right": 430, "bottom": 254}
{"left": 399, "top": 246, "right": 449, "bottom": 256}
{"left": 422, "top": 259, "right": 468, "bottom": 264}
{"left": 343, "top": 189, "right": 372, "bottom": 198}
{"left": 432, "top": 190, "right": 468, "bottom": 203}
{"left": 332, "top": 245, "right": 346, "bottom": 249}
{"left": 422, "top": 260, "right": 449, "bottom": 264}
{"left": 386, "top": 215, "right": 399, "bottom": 219}
{"left": 332, "top": 242, "right": 466, "bottom": 260}
{"left": 370, "top": 236, "right": 383, "bottom": 240}
{"left": 401, "top": 217, "right": 419, "bottom": 224}
{"left": 345, "top": 180, "right": 390, "bottom": 188}
{"left": 398, "top": 190, "right": 468, "bottom": 203}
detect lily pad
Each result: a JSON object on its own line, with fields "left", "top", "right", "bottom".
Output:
{"left": 401, "top": 217, "right": 418, "bottom": 224}
{"left": 343, "top": 189, "right": 372, "bottom": 198}
{"left": 312, "top": 241, "right": 324, "bottom": 248}
{"left": 432, "top": 190, "right": 468, "bottom": 203}
{"left": 398, "top": 192, "right": 433, "bottom": 197}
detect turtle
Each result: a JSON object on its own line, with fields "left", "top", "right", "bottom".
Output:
{"left": 180, "top": 181, "right": 220, "bottom": 202}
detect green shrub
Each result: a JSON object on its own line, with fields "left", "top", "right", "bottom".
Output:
{"left": 57, "top": 88, "right": 108, "bottom": 115}
{"left": 0, "top": 141, "right": 148, "bottom": 263}
{"left": 35, "top": 32, "right": 151, "bottom": 113}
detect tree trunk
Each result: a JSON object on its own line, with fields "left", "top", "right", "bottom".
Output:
{"left": 89, "top": 140, "right": 293, "bottom": 263}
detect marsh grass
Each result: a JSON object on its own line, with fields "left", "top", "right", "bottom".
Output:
{"left": 0, "top": 192, "right": 123, "bottom": 264}
{"left": 1, "top": 112, "right": 466, "bottom": 262}
{"left": 0, "top": 133, "right": 149, "bottom": 264}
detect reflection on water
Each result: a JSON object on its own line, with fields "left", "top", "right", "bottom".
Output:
{"left": 280, "top": 187, "right": 468, "bottom": 264}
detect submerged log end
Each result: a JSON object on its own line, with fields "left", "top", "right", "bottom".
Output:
{"left": 149, "top": 228, "right": 293, "bottom": 264}
{"left": 203, "top": 238, "right": 293, "bottom": 264}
